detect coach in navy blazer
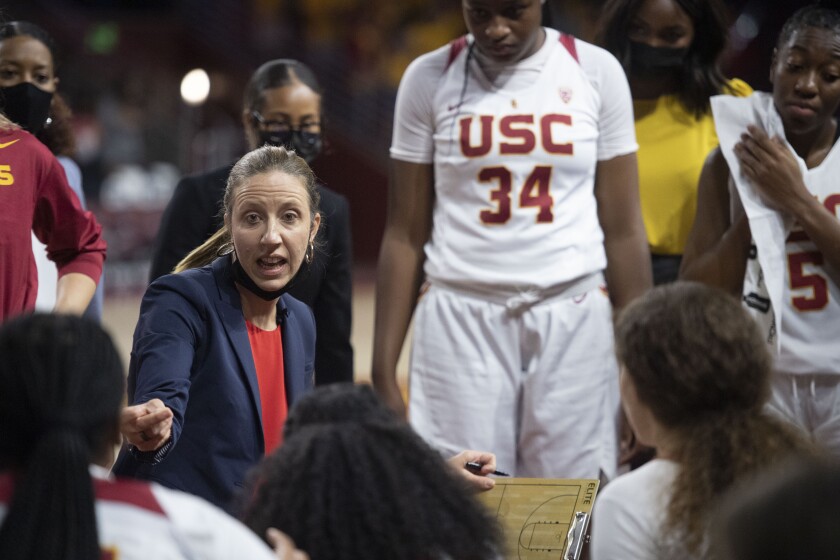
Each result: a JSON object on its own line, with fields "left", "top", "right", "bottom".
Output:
{"left": 113, "top": 255, "right": 315, "bottom": 510}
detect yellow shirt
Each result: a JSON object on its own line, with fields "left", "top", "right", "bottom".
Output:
{"left": 635, "top": 78, "right": 752, "bottom": 255}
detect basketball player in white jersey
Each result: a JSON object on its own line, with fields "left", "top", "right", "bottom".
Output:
{"left": 372, "top": 0, "right": 651, "bottom": 480}
{"left": 0, "top": 314, "right": 308, "bottom": 560}
{"left": 682, "top": 5, "right": 840, "bottom": 456}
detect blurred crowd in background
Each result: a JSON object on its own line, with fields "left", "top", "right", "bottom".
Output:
{"left": 0, "top": 0, "right": 819, "bottom": 293}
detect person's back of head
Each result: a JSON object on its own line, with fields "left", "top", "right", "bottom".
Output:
{"left": 713, "top": 458, "right": 840, "bottom": 560}
{"left": 243, "top": 421, "right": 503, "bottom": 560}
{"left": 614, "top": 282, "right": 810, "bottom": 555}
{"left": 0, "top": 313, "right": 124, "bottom": 560}
{"left": 282, "top": 382, "right": 398, "bottom": 439}
{"left": 616, "top": 282, "right": 773, "bottom": 428}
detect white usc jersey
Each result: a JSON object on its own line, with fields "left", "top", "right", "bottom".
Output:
{"left": 777, "top": 149, "right": 840, "bottom": 376}
{"left": 391, "top": 28, "right": 637, "bottom": 290}
{"left": 721, "top": 93, "right": 840, "bottom": 376}
{"left": 0, "top": 469, "right": 275, "bottom": 560}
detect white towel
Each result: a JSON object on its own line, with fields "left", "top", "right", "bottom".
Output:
{"left": 710, "top": 92, "right": 806, "bottom": 353}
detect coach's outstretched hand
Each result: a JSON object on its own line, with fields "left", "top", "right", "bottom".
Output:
{"left": 120, "top": 398, "right": 173, "bottom": 452}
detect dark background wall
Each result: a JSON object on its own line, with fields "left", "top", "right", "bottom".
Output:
{"left": 0, "top": 0, "right": 824, "bottom": 280}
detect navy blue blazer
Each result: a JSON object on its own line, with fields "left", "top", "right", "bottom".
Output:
{"left": 113, "top": 255, "right": 315, "bottom": 510}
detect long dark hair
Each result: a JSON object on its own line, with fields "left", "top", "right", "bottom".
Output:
{"left": 0, "top": 314, "right": 125, "bottom": 560}
{"left": 615, "top": 283, "right": 811, "bottom": 555}
{"left": 597, "top": 0, "right": 731, "bottom": 117}
{"left": 0, "top": 21, "right": 77, "bottom": 156}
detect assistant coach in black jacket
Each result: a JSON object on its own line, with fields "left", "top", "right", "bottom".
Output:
{"left": 149, "top": 59, "right": 353, "bottom": 385}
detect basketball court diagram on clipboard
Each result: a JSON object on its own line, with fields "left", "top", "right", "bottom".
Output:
{"left": 476, "top": 478, "right": 599, "bottom": 560}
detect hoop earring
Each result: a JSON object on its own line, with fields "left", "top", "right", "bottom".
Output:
{"left": 305, "top": 241, "right": 314, "bottom": 265}
{"left": 217, "top": 241, "right": 235, "bottom": 257}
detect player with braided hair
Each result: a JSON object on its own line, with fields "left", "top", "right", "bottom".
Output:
{"left": 0, "top": 314, "right": 299, "bottom": 560}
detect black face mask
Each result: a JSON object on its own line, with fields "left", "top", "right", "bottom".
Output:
{"left": 229, "top": 251, "right": 311, "bottom": 302}
{"left": 258, "top": 129, "right": 323, "bottom": 163}
{"left": 0, "top": 82, "right": 53, "bottom": 134}
{"left": 629, "top": 41, "right": 688, "bottom": 77}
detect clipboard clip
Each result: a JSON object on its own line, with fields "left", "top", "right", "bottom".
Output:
{"left": 562, "top": 511, "right": 590, "bottom": 560}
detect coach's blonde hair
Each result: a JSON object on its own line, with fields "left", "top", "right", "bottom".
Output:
{"left": 174, "top": 145, "right": 320, "bottom": 273}
{"left": 0, "top": 113, "right": 18, "bottom": 130}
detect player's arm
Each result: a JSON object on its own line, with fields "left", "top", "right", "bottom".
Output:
{"left": 735, "top": 125, "right": 840, "bottom": 270}
{"left": 35, "top": 147, "right": 106, "bottom": 314}
{"left": 595, "top": 153, "right": 651, "bottom": 311}
{"left": 680, "top": 148, "right": 752, "bottom": 295}
{"left": 371, "top": 159, "right": 434, "bottom": 419}
{"left": 54, "top": 272, "right": 97, "bottom": 315}
{"left": 594, "top": 152, "right": 650, "bottom": 467}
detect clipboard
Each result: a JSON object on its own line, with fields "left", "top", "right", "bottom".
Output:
{"left": 476, "top": 477, "right": 599, "bottom": 560}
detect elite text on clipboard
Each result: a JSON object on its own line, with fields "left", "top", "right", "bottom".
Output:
{"left": 476, "top": 478, "right": 599, "bottom": 560}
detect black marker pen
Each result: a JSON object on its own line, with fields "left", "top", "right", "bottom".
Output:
{"left": 465, "top": 461, "right": 510, "bottom": 477}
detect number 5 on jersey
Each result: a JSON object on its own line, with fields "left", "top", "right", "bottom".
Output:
{"left": 479, "top": 165, "right": 553, "bottom": 224}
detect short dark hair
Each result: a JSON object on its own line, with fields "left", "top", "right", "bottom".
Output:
{"left": 0, "top": 314, "right": 125, "bottom": 560}
{"left": 596, "top": 0, "right": 731, "bottom": 117}
{"left": 776, "top": 4, "right": 840, "bottom": 50}
{"left": 243, "top": 59, "right": 323, "bottom": 114}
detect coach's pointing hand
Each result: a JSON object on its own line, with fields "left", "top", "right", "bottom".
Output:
{"left": 120, "top": 398, "right": 173, "bottom": 452}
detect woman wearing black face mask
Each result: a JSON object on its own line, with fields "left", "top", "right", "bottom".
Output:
{"left": 149, "top": 59, "right": 354, "bottom": 387}
{"left": 597, "top": 0, "right": 752, "bottom": 287}
{"left": 0, "top": 21, "right": 105, "bottom": 321}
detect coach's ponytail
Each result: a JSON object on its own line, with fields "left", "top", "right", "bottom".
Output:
{"left": 174, "top": 224, "right": 232, "bottom": 273}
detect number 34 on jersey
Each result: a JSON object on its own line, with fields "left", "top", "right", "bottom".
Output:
{"left": 459, "top": 113, "right": 576, "bottom": 226}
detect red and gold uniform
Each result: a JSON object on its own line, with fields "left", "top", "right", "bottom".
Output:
{"left": 0, "top": 127, "right": 105, "bottom": 321}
